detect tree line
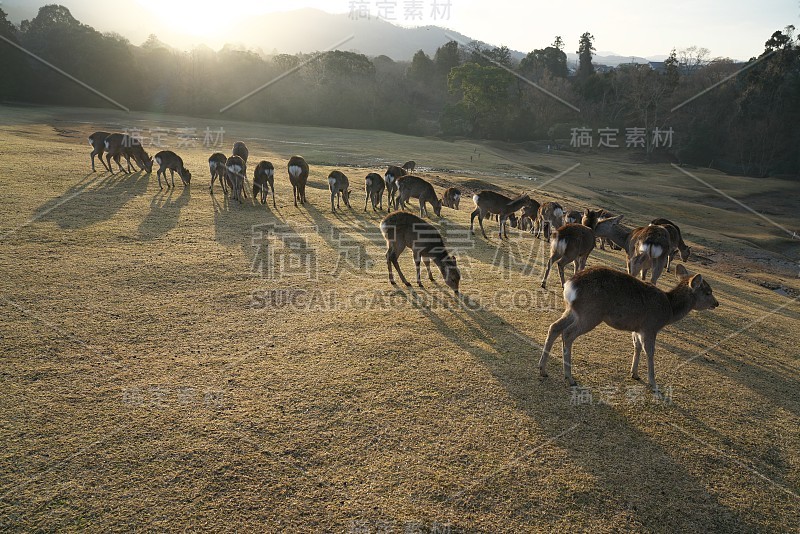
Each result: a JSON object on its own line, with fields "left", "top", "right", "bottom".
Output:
{"left": 1, "top": 5, "right": 798, "bottom": 177}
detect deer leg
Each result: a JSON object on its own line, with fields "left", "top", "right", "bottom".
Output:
{"left": 477, "top": 211, "right": 488, "bottom": 239}
{"left": 424, "top": 258, "right": 434, "bottom": 281}
{"left": 641, "top": 332, "right": 658, "bottom": 391}
{"left": 540, "top": 255, "right": 555, "bottom": 289}
{"left": 557, "top": 260, "right": 567, "bottom": 288}
{"left": 169, "top": 169, "right": 175, "bottom": 188}
{"left": 157, "top": 170, "right": 164, "bottom": 189}
{"left": 650, "top": 257, "right": 666, "bottom": 286}
{"left": 499, "top": 215, "right": 506, "bottom": 239}
{"left": 469, "top": 208, "right": 479, "bottom": 235}
{"left": 561, "top": 316, "right": 602, "bottom": 386}
{"left": 419, "top": 199, "right": 425, "bottom": 218}
{"left": 631, "top": 332, "right": 643, "bottom": 380}
{"left": 539, "top": 309, "right": 575, "bottom": 377}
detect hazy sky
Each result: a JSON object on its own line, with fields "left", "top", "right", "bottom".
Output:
{"left": 3, "top": 0, "right": 798, "bottom": 59}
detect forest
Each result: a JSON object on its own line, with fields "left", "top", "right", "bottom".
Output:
{"left": 0, "top": 4, "right": 798, "bottom": 177}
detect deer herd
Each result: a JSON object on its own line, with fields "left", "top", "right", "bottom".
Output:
{"left": 88, "top": 133, "right": 719, "bottom": 392}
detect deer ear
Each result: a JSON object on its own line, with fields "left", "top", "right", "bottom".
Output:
{"left": 584, "top": 208, "right": 590, "bottom": 216}
{"left": 675, "top": 264, "right": 689, "bottom": 279}
{"left": 689, "top": 274, "right": 703, "bottom": 289}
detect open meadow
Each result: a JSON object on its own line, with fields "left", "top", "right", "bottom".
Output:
{"left": 1, "top": 105, "right": 799, "bottom": 532}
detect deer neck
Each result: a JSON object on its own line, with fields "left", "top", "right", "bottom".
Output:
{"left": 606, "top": 223, "right": 633, "bottom": 250}
{"left": 666, "top": 282, "right": 695, "bottom": 324}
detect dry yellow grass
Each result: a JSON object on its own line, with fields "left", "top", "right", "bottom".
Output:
{"left": 0, "top": 105, "right": 798, "bottom": 532}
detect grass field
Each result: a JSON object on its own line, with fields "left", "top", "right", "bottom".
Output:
{"left": 1, "top": 104, "right": 798, "bottom": 532}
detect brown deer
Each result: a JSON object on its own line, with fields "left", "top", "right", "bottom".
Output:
{"left": 104, "top": 133, "right": 152, "bottom": 174}
{"left": 328, "top": 170, "right": 352, "bottom": 212}
{"left": 384, "top": 165, "right": 406, "bottom": 210}
{"left": 153, "top": 151, "right": 191, "bottom": 189}
{"left": 519, "top": 198, "right": 542, "bottom": 232}
{"left": 89, "top": 131, "right": 112, "bottom": 172}
{"left": 540, "top": 217, "right": 620, "bottom": 288}
{"left": 232, "top": 141, "right": 249, "bottom": 169}
{"left": 582, "top": 208, "right": 621, "bottom": 250}
{"left": 593, "top": 216, "right": 673, "bottom": 285}
{"left": 563, "top": 209, "right": 582, "bottom": 225}
{"left": 380, "top": 211, "right": 460, "bottom": 295}
{"left": 650, "top": 218, "right": 691, "bottom": 272}
{"left": 225, "top": 155, "right": 246, "bottom": 202}
{"left": 253, "top": 160, "right": 276, "bottom": 207}
{"left": 470, "top": 191, "right": 529, "bottom": 239}
{"left": 396, "top": 175, "right": 442, "bottom": 218}
{"left": 535, "top": 201, "right": 564, "bottom": 241}
{"left": 209, "top": 152, "right": 227, "bottom": 194}
{"left": 287, "top": 155, "right": 309, "bottom": 207}
{"left": 539, "top": 264, "right": 719, "bottom": 391}
{"left": 364, "top": 172, "right": 385, "bottom": 212}
{"left": 401, "top": 160, "right": 416, "bottom": 173}
{"left": 442, "top": 187, "right": 462, "bottom": 210}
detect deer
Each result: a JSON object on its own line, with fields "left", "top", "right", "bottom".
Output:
{"left": 384, "top": 165, "right": 406, "bottom": 210}
{"left": 442, "top": 187, "right": 462, "bottom": 210}
{"left": 209, "top": 153, "right": 227, "bottom": 194}
{"left": 380, "top": 211, "right": 461, "bottom": 295}
{"left": 470, "top": 191, "right": 529, "bottom": 239}
{"left": 364, "top": 172, "right": 385, "bottom": 212}
{"left": 287, "top": 155, "right": 309, "bottom": 207}
{"left": 540, "top": 217, "right": 619, "bottom": 289}
{"left": 89, "top": 131, "right": 112, "bottom": 172}
{"left": 582, "top": 208, "right": 621, "bottom": 250}
{"left": 232, "top": 141, "right": 249, "bottom": 169}
{"left": 402, "top": 160, "right": 416, "bottom": 173}
{"left": 104, "top": 133, "right": 152, "bottom": 174}
{"left": 519, "top": 198, "right": 542, "bottom": 232}
{"left": 225, "top": 155, "right": 246, "bottom": 202}
{"left": 534, "top": 201, "right": 564, "bottom": 241}
{"left": 328, "top": 170, "right": 352, "bottom": 212}
{"left": 253, "top": 160, "right": 276, "bottom": 207}
{"left": 539, "top": 264, "right": 719, "bottom": 392}
{"left": 153, "top": 150, "right": 191, "bottom": 189}
{"left": 593, "top": 215, "right": 673, "bottom": 286}
{"left": 396, "top": 175, "right": 442, "bottom": 218}
{"left": 650, "top": 218, "right": 691, "bottom": 272}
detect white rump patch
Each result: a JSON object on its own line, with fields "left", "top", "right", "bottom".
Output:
{"left": 88, "top": 138, "right": 93, "bottom": 146}
{"left": 454, "top": 193, "right": 460, "bottom": 199}
{"left": 154, "top": 156, "right": 161, "bottom": 166}
{"left": 564, "top": 280, "right": 578, "bottom": 304}
{"left": 328, "top": 176, "right": 336, "bottom": 187}
{"left": 554, "top": 207, "right": 563, "bottom": 217}
{"left": 472, "top": 194, "right": 480, "bottom": 205}
{"left": 104, "top": 140, "right": 110, "bottom": 150}
{"left": 554, "top": 238, "right": 567, "bottom": 256}
{"left": 650, "top": 245, "right": 663, "bottom": 258}
{"left": 228, "top": 164, "right": 242, "bottom": 173}
{"left": 267, "top": 169, "right": 274, "bottom": 178}
{"left": 366, "top": 176, "right": 372, "bottom": 186}
{"left": 288, "top": 165, "right": 301, "bottom": 178}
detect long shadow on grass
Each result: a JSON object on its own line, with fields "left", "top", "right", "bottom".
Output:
{"left": 395, "top": 287, "right": 760, "bottom": 531}
{"left": 136, "top": 186, "right": 191, "bottom": 240}
{"left": 36, "top": 171, "right": 150, "bottom": 229}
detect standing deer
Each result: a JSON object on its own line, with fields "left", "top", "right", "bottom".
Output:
{"left": 401, "top": 160, "right": 416, "bottom": 173}
{"left": 650, "top": 218, "right": 691, "bottom": 272}
{"left": 540, "top": 217, "right": 619, "bottom": 289}
{"left": 328, "top": 170, "right": 352, "bottom": 212}
{"left": 539, "top": 264, "right": 719, "bottom": 391}
{"left": 593, "top": 216, "right": 672, "bottom": 285}
{"left": 232, "top": 141, "right": 249, "bottom": 170}
{"left": 519, "top": 198, "right": 542, "bottom": 232}
{"left": 364, "top": 172, "right": 385, "bottom": 212}
{"left": 563, "top": 209, "right": 582, "bottom": 225}
{"left": 225, "top": 155, "right": 246, "bottom": 202}
{"left": 153, "top": 151, "right": 191, "bottom": 189}
{"left": 253, "top": 160, "right": 276, "bottom": 207}
{"left": 384, "top": 165, "right": 406, "bottom": 210}
{"left": 470, "top": 191, "right": 530, "bottom": 239}
{"left": 380, "top": 211, "right": 460, "bottom": 295}
{"left": 442, "top": 187, "right": 462, "bottom": 210}
{"left": 582, "top": 208, "right": 620, "bottom": 250}
{"left": 287, "top": 155, "right": 309, "bottom": 207}
{"left": 89, "top": 131, "right": 112, "bottom": 172}
{"left": 535, "top": 201, "right": 564, "bottom": 241}
{"left": 209, "top": 152, "right": 227, "bottom": 194}
{"left": 396, "top": 175, "right": 442, "bottom": 218}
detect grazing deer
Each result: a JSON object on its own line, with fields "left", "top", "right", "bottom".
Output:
{"left": 540, "top": 217, "right": 619, "bottom": 288}
{"left": 384, "top": 165, "right": 406, "bottom": 210}
{"left": 153, "top": 151, "right": 191, "bottom": 189}
{"left": 328, "top": 170, "right": 352, "bottom": 212}
{"left": 225, "top": 155, "right": 246, "bottom": 202}
{"left": 442, "top": 187, "right": 462, "bottom": 210}
{"left": 470, "top": 191, "right": 529, "bottom": 239}
{"left": 563, "top": 209, "right": 582, "bottom": 225}
{"left": 89, "top": 131, "right": 112, "bottom": 172}
{"left": 402, "top": 160, "right": 416, "bottom": 173}
{"left": 380, "top": 211, "right": 460, "bottom": 295}
{"left": 535, "top": 201, "right": 564, "bottom": 241}
{"left": 593, "top": 216, "right": 672, "bottom": 285}
{"left": 582, "top": 208, "right": 620, "bottom": 250}
{"left": 253, "top": 160, "right": 276, "bottom": 207}
{"left": 209, "top": 152, "right": 227, "bottom": 194}
{"left": 539, "top": 264, "right": 719, "bottom": 391}
{"left": 287, "top": 155, "right": 309, "bottom": 207}
{"left": 519, "top": 198, "right": 542, "bottom": 232}
{"left": 650, "top": 218, "right": 691, "bottom": 272}
{"left": 104, "top": 133, "right": 151, "bottom": 174}
{"left": 232, "top": 141, "right": 249, "bottom": 167}
{"left": 364, "top": 172, "right": 385, "bottom": 212}
{"left": 396, "top": 175, "right": 442, "bottom": 218}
